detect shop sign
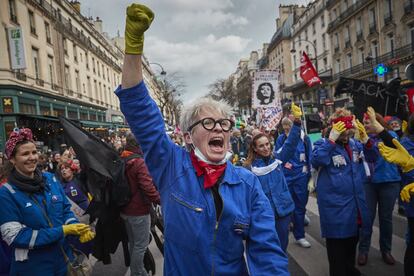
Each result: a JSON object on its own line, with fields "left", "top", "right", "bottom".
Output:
{"left": 7, "top": 27, "right": 26, "bottom": 69}
{"left": 2, "top": 97, "right": 14, "bottom": 113}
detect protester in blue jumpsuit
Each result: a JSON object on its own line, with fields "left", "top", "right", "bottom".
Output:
{"left": 311, "top": 108, "right": 376, "bottom": 276}
{"left": 276, "top": 116, "right": 312, "bottom": 248}
{"left": 357, "top": 113, "right": 401, "bottom": 266}
{"left": 114, "top": 4, "right": 289, "bottom": 275}
{"left": 58, "top": 160, "right": 93, "bottom": 255}
{"left": 375, "top": 111, "right": 414, "bottom": 276}
{"left": 244, "top": 103, "right": 302, "bottom": 252}
{"left": 0, "top": 128, "right": 95, "bottom": 276}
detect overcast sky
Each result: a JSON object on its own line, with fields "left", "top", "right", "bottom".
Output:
{"left": 80, "top": 0, "right": 311, "bottom": 102}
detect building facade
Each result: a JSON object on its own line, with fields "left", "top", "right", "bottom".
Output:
{"left": 326, "top": 0, "right": 414, "bottom": 108}
{"left": 0, "top": 0, "right": 163, "bottom": 150}
{"left": 285, "top": 0, "right": 333, "bottom": 114}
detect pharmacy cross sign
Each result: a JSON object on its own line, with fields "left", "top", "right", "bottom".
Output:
{"left": 374, "top": 64, "right": 388, "bottom": 77}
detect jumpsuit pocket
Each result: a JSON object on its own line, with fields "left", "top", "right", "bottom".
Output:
{"left": 216, "top": 217, "right": 249, "bottom": 262}
{"left": 166, "top": 192, "right": 205, "bottom": 252}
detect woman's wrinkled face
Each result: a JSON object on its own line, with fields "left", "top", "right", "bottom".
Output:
{"left": 186, "top": 107, "right": 231, "bottom": 163}
{"left": 10, "top": 142, "right": 38, "bottom": 178}
{"left": 390, "top": 121, "right": 401, "bottom": 131}
{"left": 60, "top": 166, "right": 74, "bottom": 182}
{"left": 254, "top": 136, "right": 272, "bottom": 158}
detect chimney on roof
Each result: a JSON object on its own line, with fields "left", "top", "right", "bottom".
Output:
{"left": 94, "top": 16, "right": 103, "bottom": 33}
{"left": 70, "top": 1, "right": 81, "bottom": 14}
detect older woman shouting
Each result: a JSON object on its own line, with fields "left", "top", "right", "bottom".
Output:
{"left": 114, "top": 4, "right": 288, "bottom": 275}
{"left": 0, "top": 128, "right": 94, "bottom": 276}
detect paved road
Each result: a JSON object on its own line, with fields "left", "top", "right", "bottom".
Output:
{"left": 92, "top": 196, "right": 407, "bottom": 275}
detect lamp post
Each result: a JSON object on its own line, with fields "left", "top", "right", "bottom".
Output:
{"left": 290, "top": 39, "right": 318, "bottom": 73}
{"left": 149, "top": 62, "right": 167, "bottom": 76}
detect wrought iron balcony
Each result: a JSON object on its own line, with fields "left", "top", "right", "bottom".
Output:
{"left": 332, "top": 43, "right": 414, "bottom": 81}
{"left": 327, "top": 0, "right": 373, "bottom": 33}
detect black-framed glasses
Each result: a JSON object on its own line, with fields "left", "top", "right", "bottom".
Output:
{"left": 187, "top": 117, "right": 234, "bottom": 132}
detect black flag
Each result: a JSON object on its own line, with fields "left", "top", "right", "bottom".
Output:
{"left": 335, "top": 77, "right": 408, "bottom": 120}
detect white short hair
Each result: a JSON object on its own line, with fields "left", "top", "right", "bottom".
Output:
{"left": 180, "top": 97, "right": 233, "bottom": 134}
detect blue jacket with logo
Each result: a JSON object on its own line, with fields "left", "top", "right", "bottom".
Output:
{"left": 115, "top": 81, "right": 289, "bottom": 276}
{"left": 368, "top": 131, "right": 401, "bottom": 184}
{"left": 311, "top": 138, "right": 375, "bottom": 238}
{"left": 399, "top": 136, "right": 414, "bottom": 217}
{"left": 0, "top": 172, "right": 77, "bottom": 275}
{"left": 250, "top": 124, "right": 301, "bottom": 218}
{"left": 275, "top": 131, "right": 312, "bottom": 183}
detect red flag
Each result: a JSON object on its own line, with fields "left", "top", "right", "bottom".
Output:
{"left": 300, "top": 51, "right": 322, "bottom": 87}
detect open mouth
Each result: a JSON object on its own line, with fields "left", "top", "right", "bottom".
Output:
{"left": 208, "top": 137, "right": 224, "bottom": 151}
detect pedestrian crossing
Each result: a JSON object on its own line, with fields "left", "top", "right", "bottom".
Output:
{"left": 92, "top": 196, "right": 407, "bottom": 276}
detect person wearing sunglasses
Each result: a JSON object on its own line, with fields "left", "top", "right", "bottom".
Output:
{"left": 114, "top": 4, "right": 289, "bottom": 275}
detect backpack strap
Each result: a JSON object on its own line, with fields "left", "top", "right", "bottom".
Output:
{"left": 123, "top": 154, "right": 143, "bottom": 162}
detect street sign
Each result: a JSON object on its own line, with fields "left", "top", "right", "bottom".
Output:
{"left": 7, "top": 27, "right": 26, "bottom": 69}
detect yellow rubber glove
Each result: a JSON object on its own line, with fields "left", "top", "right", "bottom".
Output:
{"left": 329, "top": 121, "right": 346, "bottom": 142}
{"left": 62, "top": 223, "right": 90, "bottom": 236}
{"left": 79, "top": 230, "right": 96, "bottom": 243}
{"left": 87, "top": 193, "right": 93, "bottom": 202}
{"left": 378, "top": 139, "right": 414, "bottom": 173}
{"left": 355, "top": 119, "right": 369, "bottom": 144}
{"left": 367, "top": 107, "right": 384, "bottom": 134}
{"left": 125, "top": 4, "right": 154, "bottom": 55}
{"left": 402, "top": 120, "right": 408, "bottom": 133}
{"left": 232, "top": 154, "right": 239, "bottom": 164}
{"left": 291, "top": 102, "right": 302, "bottom": 119}
{"left": 401, "top": 183, "right": 414, "bottom": 203}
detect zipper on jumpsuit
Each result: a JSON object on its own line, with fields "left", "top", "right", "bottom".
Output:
{"left": 211, "top": 186, "right": 224, "bottom": 276}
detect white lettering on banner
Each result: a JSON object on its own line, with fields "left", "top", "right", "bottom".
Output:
{"left": 8, "top": 27, "right": 27, "bottom": 69}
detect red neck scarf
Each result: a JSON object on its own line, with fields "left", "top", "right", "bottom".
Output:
{"left": 190, "top": 151, "right": 227, "bottom": 189}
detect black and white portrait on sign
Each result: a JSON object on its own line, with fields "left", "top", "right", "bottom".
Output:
{"left": 252, "top": 70, "right": 281, "bottom": 109}
{"left": 256, "top": 82, "right": 275, "bottom": 105}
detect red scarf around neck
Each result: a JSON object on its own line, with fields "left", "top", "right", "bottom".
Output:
{"left": 190, "top": 151, "right": 227, "bottom": 189}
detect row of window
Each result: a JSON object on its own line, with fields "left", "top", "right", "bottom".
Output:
{"left": 30, "top": 47, "right": 117, "bottom": 109}
{"left": 10, "top": 0, "right": 119, "bottom": 86}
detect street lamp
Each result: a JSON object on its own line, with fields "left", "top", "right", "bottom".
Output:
{"left": 290, "top": 39, "right": 318, "bottom": 72}
{"left": 149, "top": 62, "right": 167, "bottom": 76}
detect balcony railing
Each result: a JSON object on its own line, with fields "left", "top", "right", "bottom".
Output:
{"left": 30, "top": 0, "right": 122, "bottom": 72}
{"left": 328, "top": 0, "right": 373, "bottom": 32}
{"left": 332, "top": 43, "right": 414, "bottom": 81}
{"left": 15, "top": 72, "right": 27, "bottom": 81}
{"left": 35, "top": 78, "right": 44, "bottom": 87}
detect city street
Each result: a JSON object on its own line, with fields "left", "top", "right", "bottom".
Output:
{"left": 91, "top": 196, "right": 406, "bottom": 276}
